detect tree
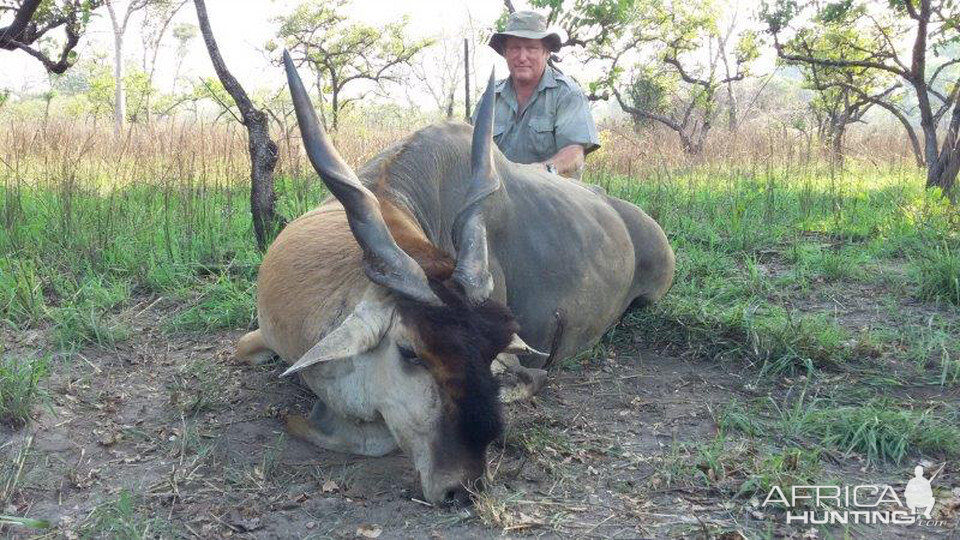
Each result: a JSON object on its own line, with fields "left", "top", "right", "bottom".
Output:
{"left": 407, "top": 30, "right": 463, "bottom": 118}
{"left": 511, "top": 0, "right": 758, "bottom": 154}
{"left": 273, "top": 0, "right": 432, "bottom": 130}
{"left": 169, "top": 21, "right": 196, "bottom": 89}
{"left": 804, "top": 64, "right": 900, "bottom": 167}
{"left": 786, "top": 22, "right": 901, "bottom": 166}
{"left": 139, "top": 0, "right": 187, "bottom": 123}
{"left": 586, "top": 0, "right": 758, "bottom": 154}
{"left": 0, "top": 0, "right": 101, "bottom": 73}
{"left": 47, "top": 50, "right": 150, "bottom": 121}
{"left": 194, "top": 0, "right": 282, "bottom": 251}
{"left": 508, "top": 0, "right": 638, "bottom": 56}
{"left": 762, "top": 0, "right": 960, "bottom": 196}
{"left": 104, "top": 0, "right": 149, "bottom": 133}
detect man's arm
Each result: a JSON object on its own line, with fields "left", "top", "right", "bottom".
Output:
{"left": 548, "top": 82, "right": 599, "bottom": 177}
{"left": 540, "top": 144, "right": 585, "bottom": 176}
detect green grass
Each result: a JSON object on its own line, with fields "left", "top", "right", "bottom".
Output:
{"left": 736, "top": 447, "right": 822, "bottom": 500}
{"left": 590, "top": 164, "right": 959, "bottom": 383}
{"left": 0, "top": 177, "right": 306, "bottom": 348}
{"left": 913, "top": 243, "right": 960, "bottom": 305}
{"left": 722, "top": 393, "right": 960, "bottom": 465}
{"left": 0, "top": 355, "right": 49, "bottom": 427}
{"left": 77, "top": 489, "right": 175, "bottom": 539}
{"left": 170, "top": 356, "right": 231, "bottom": 416}
{"left": 805, "top": 402, "right": 960, "bottom": 465}
{"left": 164, "top": 272, "right": 257, "bottom": 333}
{"left": 658, "top": 436, "right": 821, "bottom": 499}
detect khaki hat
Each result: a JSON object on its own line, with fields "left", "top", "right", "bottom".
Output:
{"left": 488, "top": 11, "right": 562, "bottom": 55}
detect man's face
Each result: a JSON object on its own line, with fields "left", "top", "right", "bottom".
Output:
{"left": 503, "top": 37, "right": 549, "bottom": 86}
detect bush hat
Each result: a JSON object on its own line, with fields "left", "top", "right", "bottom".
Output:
{"left": 488, "top": 11, "right": 562, "bottom": 55}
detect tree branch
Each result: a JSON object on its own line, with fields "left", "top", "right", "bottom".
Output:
{"left": 194, "top": 0, "right": 257, "bottom": 121}
{"left": 835, "top": 81, "right": 924, "bottom": 167}
{"left": 612, "top": 87, "right": 682, "bottom": 133}
{"left": 0, "top": 0, "right": 100, "bottom": 74}
{"left": 772, "top": 36, "right": 910, "bottom": 79}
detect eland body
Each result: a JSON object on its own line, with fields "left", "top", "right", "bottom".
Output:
{"left": 235, "top": 54, "right": 675, "bottom": 505}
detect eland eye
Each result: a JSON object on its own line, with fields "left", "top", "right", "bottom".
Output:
{"left": 398, "top": 346, "right": 425, "bottom": 367}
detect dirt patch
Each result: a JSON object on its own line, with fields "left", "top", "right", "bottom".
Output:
{"left": 1, "top": 297, "right": 958, "bottom": 538}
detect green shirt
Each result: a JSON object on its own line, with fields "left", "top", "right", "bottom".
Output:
{"left": 476, "top": 66, "right": 601, "bottom": 165}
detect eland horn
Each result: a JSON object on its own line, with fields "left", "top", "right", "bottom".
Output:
{"left": 283, "top": 50, "right": 441, "bottom": 306}
{"left": 452, "top": 70, "right": 500, "bottom": 304}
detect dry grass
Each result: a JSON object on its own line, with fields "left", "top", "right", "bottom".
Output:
{"left": 590, "top": 119, "right": 919, "bottom": 177}
{"left": 0, "top": 109, "right": 920, "bottom": 193}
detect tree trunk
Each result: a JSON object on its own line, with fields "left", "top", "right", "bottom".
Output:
{"left": 928, "top": 101, "right": 960, "bottom": 196}
{"left": 829, "top": 123, "right": 845, "bottom": 169}
{"left": 331, "top": 88, "right": 339, "bottom": 131}
{"left": 194, "top": 0, "right": 283, "bottom": 250}
{"left": 445, "top": 86, "right": 454, "bottom": 119}
{"left": 725, "top": 80, "right": 737, "bottom": 131}
{"left": 106, "top": 2, "right": 126, "bottom": 135}
{"left": 463, "top": 38, "right": 471, "bottom": 121}
{"left": 143, "top": 1, "right": 186, "bottom": 125}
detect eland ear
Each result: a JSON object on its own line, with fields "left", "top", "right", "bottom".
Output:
{"left": 503, "top": 334, "right": 549, "bottom": 360}
{"left": 281, "top": 298, "right": 395, "bottom": 377}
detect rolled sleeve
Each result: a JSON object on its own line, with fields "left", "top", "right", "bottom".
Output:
{"left": 554, "top": 87, "right": 600, "bottom": 155}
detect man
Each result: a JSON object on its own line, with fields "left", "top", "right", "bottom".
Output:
{"left": 481, "top": 11, "right": 600, "bottom": 178}
{"left": 904, "top": 465, "right": 935, "bottom": 519}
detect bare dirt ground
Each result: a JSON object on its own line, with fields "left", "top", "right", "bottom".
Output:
{"left": 1, "top": 295, "right": 958, "bottom": 539}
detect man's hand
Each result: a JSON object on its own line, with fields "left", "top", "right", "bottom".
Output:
{"left": 541, "top": 144, "right": 585, "bottom": 177}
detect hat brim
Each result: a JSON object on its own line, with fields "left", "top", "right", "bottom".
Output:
{"left": 488, "top": 31, "right": 562, "bottom": 55}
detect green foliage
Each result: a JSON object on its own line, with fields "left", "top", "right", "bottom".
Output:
{"left": 191, "top": 77, "right": 239, "bottom": 120}
{"left": 1, "top": 0, "right": 101, "bottom": 73}
{"left": 274, "top": 0, "right": 432, "bottom": 128}
{"left": 0, "top": 515, "right": 50, "bottom": 529}
{"left": 0, "top": 257, "right": 48, "bottom": 326}
{"left": 779, "top": 4, "right": 896, "bottom": 148}
{"left": 626, "top": 67, "right": 673, "bottom": 122}
{"left": 49, "top": 54, "right": 157, "bottom": 120}
{"left": 761, "top": 0, "right": 960, "bottom": 188}
{"left": 0, "top": 355, "right": 50, "bottom": 427}
{"left": 172, "top": 21, "right": 198, "bottom": 44}
{"left": 548, "top": 0, "right": 756, "bottom": 150}
{"left": 734, "top": 30, "right": 760, "bottom": 67}
{"left": 590, "top": 163, "right": 959, "bottom": 387}
{"left": 0, "top": 176, "right": 265, "bottom": 354}
{"left": 526, "top": 0, "right": 640, "bottom": 52}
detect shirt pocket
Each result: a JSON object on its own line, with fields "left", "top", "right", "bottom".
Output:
{"left": 528, "top": 117, "right": 556, "bottom": 159}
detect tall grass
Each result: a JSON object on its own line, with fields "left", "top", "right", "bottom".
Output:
{"left": 0, "top": 114, "right": 957, "bottom": 367}
{"left": 0, "top": 355, "right": 49, "bottom": 427}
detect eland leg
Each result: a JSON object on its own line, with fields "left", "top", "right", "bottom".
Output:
{"left": 286, "top": 400, "right": 398, "bottom": 456}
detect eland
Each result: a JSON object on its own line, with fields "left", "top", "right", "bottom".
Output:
{"left": 235, "top": 51, "right": 675, "bottom": 505}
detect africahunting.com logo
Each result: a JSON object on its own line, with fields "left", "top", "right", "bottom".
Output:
{"left": 762, "top": 464, "right": 948, "bottom": 526}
